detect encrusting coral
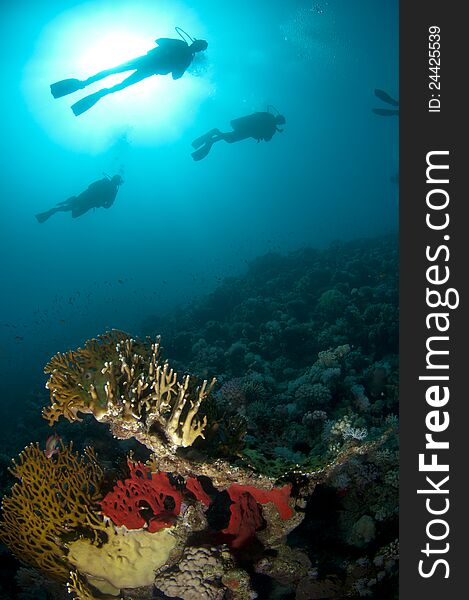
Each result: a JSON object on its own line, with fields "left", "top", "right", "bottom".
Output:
{"left": 67, "top": 525, "right": 178, "bottom": 596}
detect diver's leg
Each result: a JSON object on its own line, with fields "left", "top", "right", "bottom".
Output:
{"left": 192, "top": 129, "right": 222, "bottom": 149}
{"left": 81, "top": 58, "right": 143, "bottom": 87}
{"left": 71, "top": 71, "right": 150, "bottom": 116}
{"left": 191, "top": 130, "right": 246, "bottom": 160}
{"left": 56, "top": 196, "right": 76, "bottom": 207}
{"left": 35, "top": 202, "right": 71, "bottom": 223}
{"left": 219, "top": 131, "right": 247, "bottom": 144}
{"left": 93, "top": 70, "right": 151, "bottom": 96}
{"left": 51, "top": 58, "right": 144, "bottom": 99}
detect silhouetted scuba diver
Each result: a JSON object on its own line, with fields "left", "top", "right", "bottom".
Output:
{"left": 372, "top": 89, "right": 399, "bottom": 116}
{"left": 35, "top": 174, "right": 123, "bottom": 223}
{"left": 191, "top": 110, "right": 286, "bottom": 161}
{"left": 50, "top": 28, "right": 208, "bottom": 116}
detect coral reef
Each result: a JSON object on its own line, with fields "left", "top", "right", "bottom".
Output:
{"left": 1, "top": 332, "right": 320, "bottom": 598}
{"left": 141, "top": 235, "right": 399, "bottom": 598}
{"left": 254, "top": 545, "right": 312, "bottom": 587}
{"left": 0, "top": 236, "right": 398, "bottom": 598}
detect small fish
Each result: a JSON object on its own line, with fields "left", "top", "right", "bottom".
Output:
{"left": 118, "top": 279, "right": 124, "bottom": 284}
{"left": 45, "top": 433, "right": 61, "bottom": 458}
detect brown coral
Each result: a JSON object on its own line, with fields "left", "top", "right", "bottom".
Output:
{"left": 43, "top": 331, "right": 216, "bottom": 454}
{"left": 0, "top": 442, "right": 105, "bottom": 582}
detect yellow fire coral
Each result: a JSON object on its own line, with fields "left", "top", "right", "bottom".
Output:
{"left": 43, "top": 331, "right": 216, "bottom": 454}
{"left": 0, "top": 442, "right": 105, "bottom": 582}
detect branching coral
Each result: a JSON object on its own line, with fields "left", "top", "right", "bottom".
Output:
{"left": 43, "top": 331, "right": 216, "bottom": 454}
{"left": 0, "top": 442, "right": 105, "bottom": 582}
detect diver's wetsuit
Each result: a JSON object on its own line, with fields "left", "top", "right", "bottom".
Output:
{"left": 191, "top": 112, "right": 285, "bottom": 161}
{"left": 81, "top": 38, "right": 195, "bottom": 89}
{"left": 35, "top": 177, "right": 121, "bottom": 223}
{"left": 228, "top": 112, "right": 281, "bottom": 142}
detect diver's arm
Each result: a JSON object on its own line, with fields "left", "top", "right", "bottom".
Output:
{"left": 56, "top": 196, "right": 76, "bottom": 207}
{"left": 102, "top": 196, "right": 115, "bottom": 209}
{"left": 102, "top": 187, "right": 119, "bottom": 209}
{"left": 172, "top": 54, "right": 192, "bottom": 80}
{"left": 172, "top": 70, "right": 185, "bottom": 80}
{"left": 263, "top": 124, "right": 278, "bottom": 142}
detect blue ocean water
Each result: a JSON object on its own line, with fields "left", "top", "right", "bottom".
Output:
{"left": 0, "top": 0, "right": 397, "bottom": 413}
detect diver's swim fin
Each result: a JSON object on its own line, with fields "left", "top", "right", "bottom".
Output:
{"left": 35, "top": 209, "right": 56, "bottom": 223}
{"left": 50, "top": 78, "right": 85, "bottom": 99}
{"left": 192, "top": 129, "right": 219, "bottom": 149}
{"left": 372, "top": 108, "right": 399, "bottom": 117}
{"left": 191, "top": 142, "right": 213, "bottom": 161}
{"left": 71, "top": 91, "right": 105, "bottom": 116}
{"left": 374, "top": 89, "right": 399, "bottom": 107}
